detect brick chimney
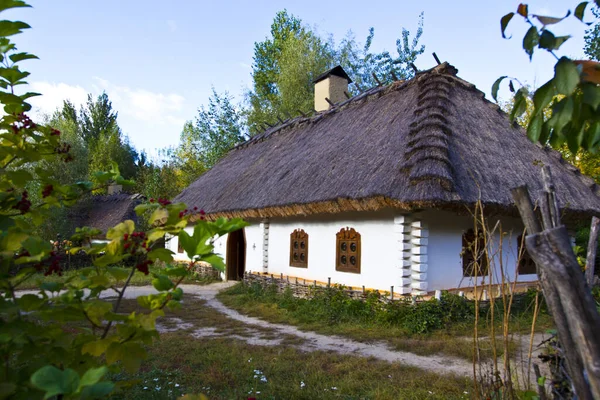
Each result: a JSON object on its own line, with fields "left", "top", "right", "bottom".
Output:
{"left": 313, "top": 66, "right": 352, "bottom": 112}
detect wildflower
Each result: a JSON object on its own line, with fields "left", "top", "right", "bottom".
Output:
{"left": 143, "top": 386, "right": 148, "bottom": 390}
{"left": 260, "top": 376, "right": 267, "bottom": 383}
{"left": 300, "top": 381, "right": 305, "bottom": 389}
{"left": 331, "top": 387, "right": 337, "bottom": 390}
{"left": 175, "top": 383, "right": 180, "bottom": 387}
{"left": 153, "top": 378, "right": 159, "bottom": 381}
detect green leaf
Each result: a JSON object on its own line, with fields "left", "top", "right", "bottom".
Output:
{"left": 523, "top": 26, "right": 539, "bottom": 59}
{"left": 532, "top": 11, "right": 571, "bottom": 26}
{"left": 510, "top": 88, "right": 529, "bottom": 121}
{"left": 201, "top": 253, "right": 226, "bottom": 272}
{"left": 30, "top": 366, "right": 79, "bottom": 399}
{"left": 147, "top": 247, "right": 174, "bottom": 263}
{"left": 527, "top": 114, "right": 543, "bottom": 142}
{"left": 106, "top": 220, "right": 135, "bottom": 241}
{"left": 0, "top": 20, "right": 30, "bottom": 37}
{"left": 83, "top": 300, "right": 112, "bottom": 325}
{"left": 106, "top": 342, "right": 147, "bottom": 373}
{"left": 501, "top": 12, "right": 514, "bottom": 38}
{"left": 533, "top": 79, "right": 556, "bottom": 112}
{"left": 21, "top": 236, "right": 52, "bottom": 259}
{"left": 78, "top": 366, "right": 108, "bottom": 389}
{"left": 81, "top": 338, "right": 117, "bottom": 357}
{"left": 549, "top": 96, "right": 574, "bottom": 134}
{"left": 582, "top": 83, "right": 600, "bottom": 109}
{"left": 107, "top": 266, "right": 130, "bottom": 281}
{"left": 164, "top": 266, "right": 188, "bottom": 277}
{"left": 149, "top": 207, "right": 168, "bottom": 224}
{"left": 575, "top": 2, "right": 590, "bottom": 23}
{"left": 554, "top": 57, "right": 580, "bottom": 95}
{"left": 6, "top": 169, "right": 32, "bottom": 185}
{"left": 9, "top": 51, "right": 38, "bottom": 62}
{"left": 40, "top": 281, "right": 62, "bottom": 292}
{"left": 152, "top": 274, "right": 173, "bottom": 291}
{"left": 0, "top": 1, "right": 31, "bottom": 13}
{"left": 537, "top": 376, "right": 546, "bottom": 386}
{"left": 538, "top": 30, "right": 570, "bottom": 51}
{"left": 17, "top": 293, "right": 44, "bottom": 311}
{"left": 80, "top": 382, "right": 115, "bottom": 399}
{"left": 492, "top": 76, "right": 508, "bottom": 103}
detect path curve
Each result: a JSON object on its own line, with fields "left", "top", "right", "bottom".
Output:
{"left": 119, "top": 283, "right": 474, "bottom": 377}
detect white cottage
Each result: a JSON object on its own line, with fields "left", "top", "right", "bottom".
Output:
{"left": 172, "top": 63, "right": 600, "bottom": 295}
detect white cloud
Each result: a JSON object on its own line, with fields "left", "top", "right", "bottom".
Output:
{"left": 92, "top": 77, "right": 185, "bottom": 126}
{"left": 167, "top": 20, "right": 177, "bottom": 32}
{"left": 25, "top": 78, "right": 188, "bottom": 151}
{"left": 28, "top": 81, "right": 88, "bottom": 117}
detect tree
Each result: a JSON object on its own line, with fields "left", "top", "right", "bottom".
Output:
{"left": 584, "top": 6, "right": 600, "bottom": 61}
{"left": 337, "top": 13, "right": 425, "bottom": 91}
{"left": 80, "top": 92, "right": 118, "bottom": 144}
{"left": 186, "top": 88, "right": 247, "bottom": 169}
{"left": 63, "top": 94, "right": 139, "bottom": 182}
{"left": 246, "top": 10, "right": 426, "bottom": 133}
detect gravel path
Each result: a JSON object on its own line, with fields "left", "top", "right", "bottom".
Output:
{"left": 19, "top": 282, "right": 548, "bottom": 381}
{"left": 117, "top": 283, "right": 474, "bottom": 377}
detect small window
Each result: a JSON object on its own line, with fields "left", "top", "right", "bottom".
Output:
{"left": 517, "top": 234, "right": 536, "bottom": 275}
{"left": 462, "top": 229, "right": 489, "bottom": 277}
{"left": 336, "top": 227, "right": 361, "bottom": 273}
{"left": 290, "top": 229, "right": 308, "bottom": 268}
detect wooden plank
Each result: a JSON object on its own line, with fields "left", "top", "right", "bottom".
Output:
{"left": 586, "top": 216, "right": 600, "bottom": 287}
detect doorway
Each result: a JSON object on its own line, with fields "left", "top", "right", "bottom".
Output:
{"left": 226, "top": 228, "right": 246, "bottom": 281}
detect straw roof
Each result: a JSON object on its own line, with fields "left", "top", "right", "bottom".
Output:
{"left": 71, "top": 193, "right": 145, "bottom": 236}
{"left": 175, "top": 63, "right": 600, "bottom": 221}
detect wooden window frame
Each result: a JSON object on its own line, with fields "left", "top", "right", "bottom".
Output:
{"left": 290, "top": 229, "right": 309, "bottom": 268}
{"left": 336, "top": 227, "right": 361, "bottom": 274}
{"left": 517, "top": 234, "right": 537, "bottom": 275}
{"left": 462, "top": 229, "right": 489, "bottom": 277}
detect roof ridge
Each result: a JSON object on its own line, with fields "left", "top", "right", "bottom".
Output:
{"left": 232, "top": 63, "right": 465, "bottom": 153}
{"left": 400, "top": 71, "right": 456, "bottom": 193}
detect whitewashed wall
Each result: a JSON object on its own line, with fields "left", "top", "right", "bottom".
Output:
{"left": 168, "top": 209, "right": 537, "bottom": 291}
{"left": 420, "top": 209, "right": 536, "bottom": 290}
{"left": 264, "top": 211, "right": 400, "bottom": 291}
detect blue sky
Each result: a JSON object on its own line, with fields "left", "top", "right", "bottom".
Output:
{"left": 8, "top": 1, "right": 590, "bottom": 158}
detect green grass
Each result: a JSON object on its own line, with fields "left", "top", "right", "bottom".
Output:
{"left": 13, "top": 264, "right": 221, "bottom": 290}
{"left": 217, "top": 282, "right": 554, "bottom": 361}
{"left": 111, "top": 333, "right": 473, "bottom": 400}
{"left": 109, "top": 296, "right": 474, "bottom": 399}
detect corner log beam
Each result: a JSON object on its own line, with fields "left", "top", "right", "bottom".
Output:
{"left": 511, "top": 166, "right": 600, "bottom": 400}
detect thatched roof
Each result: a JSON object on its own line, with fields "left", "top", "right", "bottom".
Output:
{"left": 175, "top": 63, "right": 600, "bottom": 221}
{"left": 72, "top": 193, "right": 145, "bottom": 236}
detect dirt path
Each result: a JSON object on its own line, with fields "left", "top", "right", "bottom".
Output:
{"left": 19, "top": 282, "right": 548, "bottom": 381}
{"left": 113, "top": 283, "right": 474, "bottom": 377}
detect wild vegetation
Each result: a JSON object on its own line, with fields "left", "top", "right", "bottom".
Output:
{"left": 0, "top": 2, "right": 247, "bottom": 398}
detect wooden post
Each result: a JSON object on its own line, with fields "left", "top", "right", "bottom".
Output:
{"left": 328, "top": 277, "right": 331, "bottom": 288}
{"left": 390, "top": 286, "right": 394, "bottom": 300}
{"left": 295, "top": 277, "right": 298, "bottom": 285}
{"left": 314, "top": 280, "right": 317, "bottom": 287}
{"left": 511, "top": 171, "right": 600, "bottom": 400}
{"left": 362, "top": 285, "right": 365, "bottom": 294}
{"left": 586, "top": 216, "right": 600, "bottom": 287}
{"left": 280, "top": 273, "right": 283, "bottom": 280}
